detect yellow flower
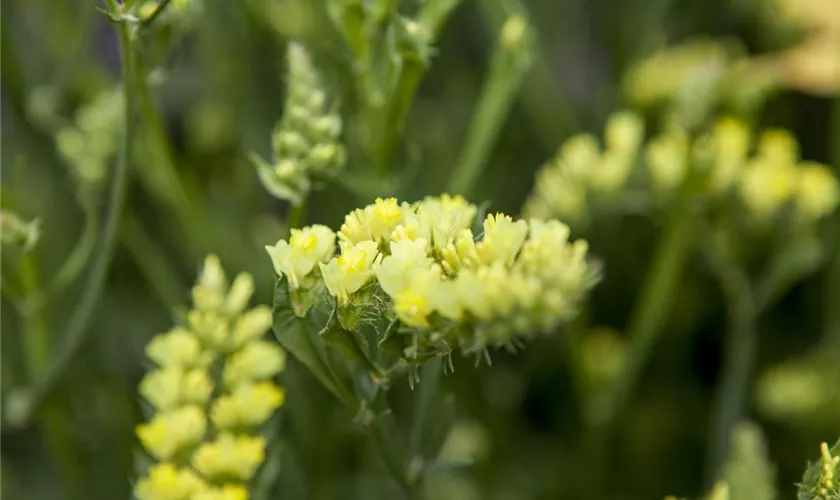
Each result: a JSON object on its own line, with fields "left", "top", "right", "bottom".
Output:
{"left": 337, "top": 207, "right": 373, "bottom": 244}
{"left": 476, "top": 213, "right": 528, "bottom": 266}
{"left": 137, "top": 405, "right": 207, "bottom": 460}
{"left": 145, "top": 328, "right": 202, "bottom": 368}
{"left": 224, "top": 273, "right": 255, "bottom": 315}
{"left": 795, "top": 162, "right": 840, "bottom": 219}
{"left": 414, "top": 195, "right": 477, "bottom": 250}
{"left": 188, "top": 310, "right": 230, "bottom": 349}
{"left": 139, "top": 367, "right": 213, "bottom": 411}
{"left": 192, "top": 433, "right": 266, "bottom": 481}
{"left": 369, "top": 197, "right": 408, "bottom": 241}
{"left": 740, "top": 158, "right": 797, "bottom": 218}
{"left": 320, "top": 240, "right": 380, "bottom": 303}
{"left": 756, "top": 129, "right": 799, "bottom": 167}
{"left": 212, "top": 382, "right": 285, "bottom": 429}
{"left": 645, "top": 128, "right": 689, "bottom": 191}
{"left": 605, "top": 110, "right": 644, "bottom": 155}
{"left": 193, "top": 484, "right": 250, "bottom": 500}
{"left": 557, "top": 134, "right": 600, "bottom": 181}
{"left": 392, "top": 266, "right": 445, "bottom": 327}
{"left": 231, "top": 306, "right": 273, "bottom": 348}
{"left": 224, "top": 341, "right": 286, "bottom": 387}
{"left": 710, "top": 117, "right": 750, "bottom": 191}
{"left": 265, "top": 224, "right": 336, "bottom": 288}
{"left": 440, "top": 229, "right": 479, "bottom": 275}
{"left": 193, "top": 255, "right": 227, "bottom": 312}
{"left": 375, "top": 239, "right": 433, "bottom": 297}
{"left": 134, "top": 463, "right": 206, "bottom": 500}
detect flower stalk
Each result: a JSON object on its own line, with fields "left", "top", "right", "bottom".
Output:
{"left": 5, "top": 0, "right": 135, "bottom": 427}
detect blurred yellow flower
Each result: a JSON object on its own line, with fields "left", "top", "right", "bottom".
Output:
{"left": 212, "top": 382, "right": 285, "bottom": 429}
{"left": 136, "top": 406, "right": 207, "bottom": 460}
{"left": 134, "top": 463, "right": 206, "bottom": 500}
{"left": 192, "top": 433, "right": 266, "bottom": 481}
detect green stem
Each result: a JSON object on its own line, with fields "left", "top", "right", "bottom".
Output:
{"left": 285, "top": 201, "right": 307, "bottom": 235}
{"left": 589, "top": 206, "right": 695, "bottom": 428}
{"left": 704, "top": 246, "right": 756, "bottom": 487}
{"left": 19, "top": 253, "right": 50, "bottom": 381}
{"left": 140, "top": 0, "right": 172, "bottom": 26}
{"left": 448, "top": 18, "right": 532, "bottom": 196}
{"left": 38, "top": 203, "right": 99, "bottom": 304}
{"left": 132, "top": 39, "right": 201, "bottom": 252}
{"left": 827, "top": 243, "right": 840, "bottom": 349}
{"left": 369, "top": 416, "right": 417, "bottom": 499}
{"left": 5, "top": 1, "right": 135, "bottom": 427}
{"left": 408, "top": 356, "right": 442, "bottom": 462}
{"left": 19, "top": 254, "right": 82, "bottom": 498}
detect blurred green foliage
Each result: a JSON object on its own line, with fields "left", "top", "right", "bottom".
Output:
{"left": 1, "top": 0, "right": 839, "bottom": 499}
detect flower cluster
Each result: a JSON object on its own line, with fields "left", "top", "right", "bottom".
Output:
{"left": 252, "top": 42, "right": 345, "bottom": 206}
{"left": 267, "top": 195, "right": 597, "bottom": 358}
{"left": 799, "top": 441, "right": 840, "bottom": 500}
{"left": 135, "top": 256, "right": 286, "bottom": 500}
{"left": 734, "top": 128, "right": 839, "bottom": 222}
{"left": 622, "top": 38, "right": 777, "bottom": 128}
{"left": 525, "top": 111, "right": 840, "bottom": 227}
{"left": 522, "top": 111, "right": 645, "bottom": 222}
{"left": 54, "top": 87, "right": 123, "bottom": 197}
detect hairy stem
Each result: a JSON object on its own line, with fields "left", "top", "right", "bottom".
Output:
{"left": 6, "top": 0, "right": 135, "bottom": 426}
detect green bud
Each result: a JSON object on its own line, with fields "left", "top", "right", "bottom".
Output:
{"left": 0, "top": 211, "right": 40, "bottom": 252}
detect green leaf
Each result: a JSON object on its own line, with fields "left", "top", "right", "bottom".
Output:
{"left": 320, "top": 305, "right": 384, "bottom": 377}
{"left": 272, "top": 277, "right": 357, "bottom": 409}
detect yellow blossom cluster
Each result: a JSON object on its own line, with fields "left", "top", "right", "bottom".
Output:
{"left": 267, "top": 195, "right": 597, "bottom": 355}
{"left": 735, "top": 128, "right": 839, "bottom": 221}
{"left": 523, "top": 111, "right": 645, "bottom": 221}
{"left": 525, "top": 111, "right": 839, "bottom": 226}
{"left": 135, "top": 256, "right": 286, "bottom": 500}
{"left": 798, "top": 441, "right": 840, "bottom": 500}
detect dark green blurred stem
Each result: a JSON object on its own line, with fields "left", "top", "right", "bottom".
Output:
{"left": 19, "top": 253, "right": 82, "bottom": 497}
{"left": 704, "top": 246, "right": 756, "bottom": 487}
{"left": 368, "top": 409, "right": 419, "bottom": 500}
{"left": 590, "top": 205, "right": 695, "bottom": 429}
{"left": 448, "top": 18, "right": 532, "bottom": 196}
{"left": 827, "top": 244, "right": 840, "bottom": 349}
{"left": 285, "top": 201, "right": 307, "bottom": 234}
{"left": 408, "top": 356, "right": 442, "bottom": 463}
{"left": 19, "top": 254, "right": 50, "bottom": 382}
{"left": 829, "top": 95, "right": 840, "bottom": 348}
{"left": 0, "top": 13, "right": 26, "bottom": 119}
{"left": 39, "top": 204, "right": 99, "bottom": 304}
{"left": 120, "top": 210, "right": 184, "bottom": 309}
{"left": 6, "top": 1, "right": 135, "bottom": 427}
